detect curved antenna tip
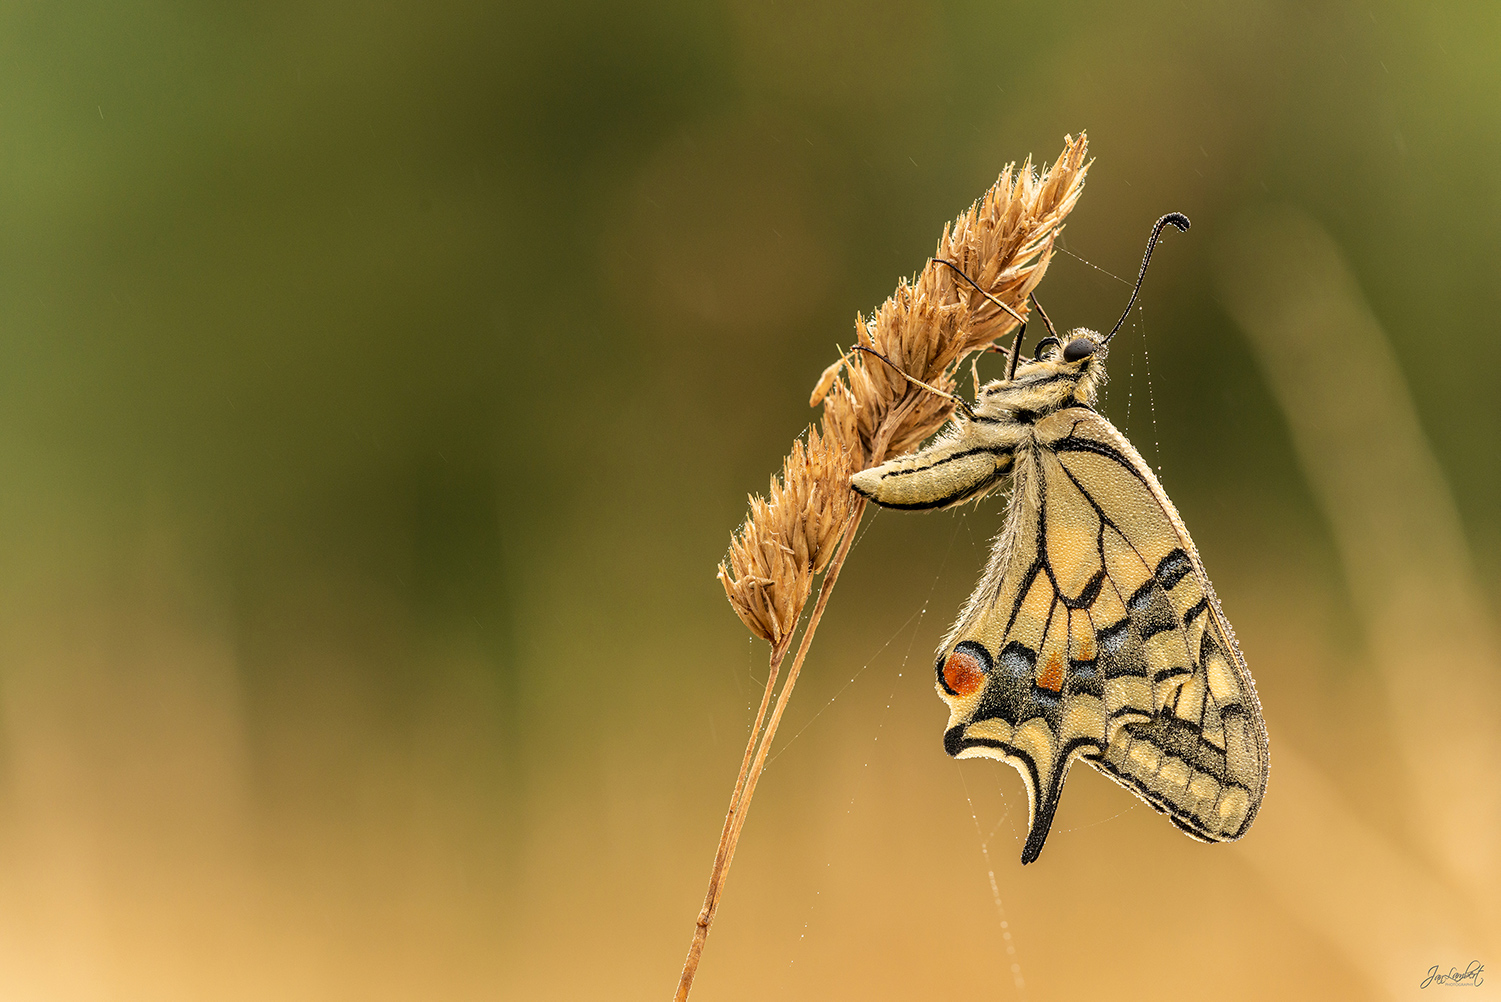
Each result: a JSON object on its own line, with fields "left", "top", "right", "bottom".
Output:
{"left": 1103, "top": 212, "right": 1192, "bottom": 344}
{"left": 1161, "top": 211, "right": 1191, "bottom": 233}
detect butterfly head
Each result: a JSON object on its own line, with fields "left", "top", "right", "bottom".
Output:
{"left": 979, "top": 326, "right": 1106, "bottom": 414}
{"left": 1056, "top": 328, "right": 1108, "bottom": 401}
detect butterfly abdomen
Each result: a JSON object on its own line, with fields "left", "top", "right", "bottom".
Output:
{"left": 849, "top": 422, "right": 1023, "bottom": 510}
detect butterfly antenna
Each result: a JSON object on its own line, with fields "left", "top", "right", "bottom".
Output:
{"left": 1009, "top": 293, "right": 1060, "bottom": 378}
{"left": 851, "top": 345, "right": 976, "bottom": 420}
{"left": 1103, "top": 212, "right": 1190, "bottom": 345}
{"left": 931, "top": 258, "right": 1031, "bottom": 382}
{"left": 1029, "top": 293, "right": 1059, "bottom": 341}
{"left": 930, "top": 259, "right": 1029, "bottom": 327}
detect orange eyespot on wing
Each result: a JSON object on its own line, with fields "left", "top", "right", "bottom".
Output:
{"left": 940, "top": 648, "right": 986, "bottom": 697}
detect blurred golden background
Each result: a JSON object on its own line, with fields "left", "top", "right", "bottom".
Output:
{"left": 0, "top": 1, "right": 1497, "bottom": 999}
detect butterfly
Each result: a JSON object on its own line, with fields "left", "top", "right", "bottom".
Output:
{"left": 850, "top": 214, "right": 1268, "bottom": 863}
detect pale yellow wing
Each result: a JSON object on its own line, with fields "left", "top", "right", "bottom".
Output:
{"left": 936, "top": 406, "right": 1268, "bottom": 863}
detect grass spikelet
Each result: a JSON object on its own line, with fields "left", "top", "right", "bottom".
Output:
{"left": 818, "top": 132, "right": 1090, "bottom": 463}
{"left": 717, "top": 425, "right": 853, "bottom": 650}
{"left": 678, "top": 133, "right": 1090, "bottom": 1001}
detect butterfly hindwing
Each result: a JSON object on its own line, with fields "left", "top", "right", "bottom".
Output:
{"left": 939, "top": 408, "right": 1268, "bottom": 861}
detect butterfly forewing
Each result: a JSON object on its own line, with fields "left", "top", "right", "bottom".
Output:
{"left": 941, "top": 408, "right": 1268, "bottom": 860}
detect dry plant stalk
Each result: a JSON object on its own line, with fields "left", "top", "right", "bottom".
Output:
{"left": 677, "top": 133, "right": 1090, "bottom": 1000}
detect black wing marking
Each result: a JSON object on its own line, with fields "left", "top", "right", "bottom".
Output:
{"left": 935, "top": 410, "right": 1268, "bottom": 862}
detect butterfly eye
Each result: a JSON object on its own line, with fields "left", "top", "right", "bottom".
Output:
{"left": 1062, "top": 337, "right": 1097, "bottom": 362}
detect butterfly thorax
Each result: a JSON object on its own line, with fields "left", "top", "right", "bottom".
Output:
{"left": 848, "top": 331, "right": 1107, "bottom": 511}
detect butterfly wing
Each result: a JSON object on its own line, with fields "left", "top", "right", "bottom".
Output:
{"left": 938, "top": 407, "right": 1268, "bottom": 863}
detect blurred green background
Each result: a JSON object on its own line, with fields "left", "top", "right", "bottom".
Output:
{"left": 0, "top": 1, "right": 1497, "bottom": 999}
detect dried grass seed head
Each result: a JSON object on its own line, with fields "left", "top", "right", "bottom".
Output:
{"left": 722, "top": 133, "right": 1090, "bottom": 647}
{"left": 821, "top": 133, "right": 1090, "bottom": 465}
{"left": 718, "top": 426, "right": 853, "bottom": 648}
